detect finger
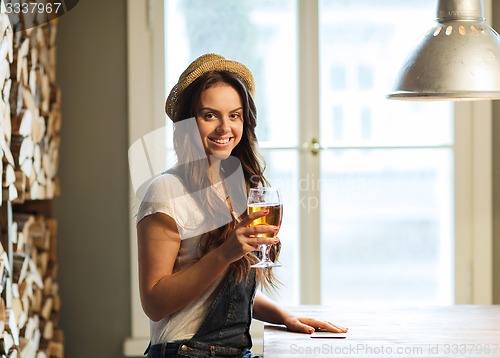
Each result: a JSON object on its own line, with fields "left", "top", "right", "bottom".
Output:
{"left": 246, "top": 233, "right": 280, "bottom": 247}
{"left": 243, "top": 234, "right": 279, "bottom": 248}
{"left": 301, "top": 323, "right": 315, "bottom": 334}
{"left": 239, "top": 210, "right": 269, "bottom": 226}
{"left": 315, "top": 321, "right": 348, "bottom": 333}
{"left": 301, "top": 318, "right": 348, "bottom": 333}
{"left": 252, "top": 237, "right": 280, "bottom": 247}
{"left": 289, "top": 320, "right": 315, "bottom": 334}
{"left": 246, "top": 225, "right": 279, "bottom": 236}
{"left": 319, "top": 324, "right": 348, "bottom": 333}
{"left": 328, "top": 320, "right": 349, "bottom": 333}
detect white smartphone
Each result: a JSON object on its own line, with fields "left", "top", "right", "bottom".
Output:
{"left": 310, "top": 331, "right": 348, "bottom": 339}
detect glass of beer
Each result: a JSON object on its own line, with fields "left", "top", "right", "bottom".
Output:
{"left": 247, "top": 187, "right": 282, "bottom": 268}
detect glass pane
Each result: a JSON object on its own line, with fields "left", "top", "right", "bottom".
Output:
{"left": 320, "top": 0, "right": 454, "bottom": 305}
{"left": 260, "top": 149, "right": 299, "bottom": 304}
{"left": 165, "top": 0, "right": 298, "bottom": 304}
{"left": 319, "top": 0, "right": 453, "bottom": 147}
{"left": 165, "top": 0, "right": 298, "bottom": 147}
{"left": 320, "top": 149, "right": 453, "bottom": 304}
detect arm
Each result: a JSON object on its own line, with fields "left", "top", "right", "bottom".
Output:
{"left": 137, "top": 210, "right": 279, "bottom": 322}
{"left": 253, "top": 291, "right": 348, "bottom": 333}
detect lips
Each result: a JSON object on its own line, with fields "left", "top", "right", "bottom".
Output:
{"left": 209, "top": 137, "right": 232, "bottom": 144}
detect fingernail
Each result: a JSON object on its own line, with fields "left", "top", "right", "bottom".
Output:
{"left": 264, "top": 210, "right": 269, "bottom": 214}
{"left": 273, "top": 226, "right": 279, "bottom": 231}
{"left": 308, "top": 328, "right": 314, "bottom": 334}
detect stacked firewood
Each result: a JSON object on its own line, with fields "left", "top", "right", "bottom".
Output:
{"left": 0, "top": 5, "right": 63, "bottom": 358}
{"left": 0, "top": 11, "right": 15, "bottom": 203}
{"left": 12, "top": 214, "right": 63, "bottom": 358}
{"left": 3, "top": 15, "right": 61, "bottom": 202}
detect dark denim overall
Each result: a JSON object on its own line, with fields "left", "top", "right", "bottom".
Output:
{"left": 146, "top": 270, "right": 257, "bottom": 357}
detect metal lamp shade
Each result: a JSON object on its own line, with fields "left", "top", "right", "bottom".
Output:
{"left": 387, "top": 0, "right": 500, "bottom": 100}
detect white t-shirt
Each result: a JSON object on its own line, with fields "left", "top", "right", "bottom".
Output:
{"left": 136, "top": 173, "right": 235, "bottom": 344}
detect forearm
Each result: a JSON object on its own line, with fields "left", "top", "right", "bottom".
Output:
{"left": 253, "top": 292, "right": 349, "bottom": 334}
{"left": 252, "top": 291, "right": 292, "bottom": 325}
{"left": 141, "top": 246, "right": 230, "bottom": 321}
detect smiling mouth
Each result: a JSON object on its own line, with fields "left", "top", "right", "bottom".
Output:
{"left": 209, "top": 137, "right": 232, "bottom": 144}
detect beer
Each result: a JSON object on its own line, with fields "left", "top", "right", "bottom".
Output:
{"left": 247, "top": 203, "right": 283, "bottom": 238}
{"left": 247, "top": 187, "right": 282, "bottom": 268}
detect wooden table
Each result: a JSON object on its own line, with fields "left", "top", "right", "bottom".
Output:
{"left": 264, "top": 305, "right": 500, "bottom": 357}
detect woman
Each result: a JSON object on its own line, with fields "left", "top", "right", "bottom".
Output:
{"left": 136, "top": 54, "right": 347, "bottom": 357}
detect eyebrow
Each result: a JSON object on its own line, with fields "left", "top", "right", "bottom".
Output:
{"left": 199, "top": 107, "right": 243, "bottom": 113}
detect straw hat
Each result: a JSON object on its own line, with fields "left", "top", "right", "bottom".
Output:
{"left": 165, "top": 53, "right": 255, "bottom": 120}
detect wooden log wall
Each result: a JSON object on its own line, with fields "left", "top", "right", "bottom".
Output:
{"left": 0, "top": 6, "right": 63, "bottom": 358}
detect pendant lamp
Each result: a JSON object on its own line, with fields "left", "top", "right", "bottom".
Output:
{"left": 387, "top": 0, "right": 500, "bottom": 100}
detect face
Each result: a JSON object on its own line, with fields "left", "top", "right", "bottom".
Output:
{"left": 196, "top": 83, "right": 244, "bottom": 161}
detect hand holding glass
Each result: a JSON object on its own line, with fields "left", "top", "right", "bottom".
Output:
{"left": 247, "top": 187, "right": 282, "bottom": 268}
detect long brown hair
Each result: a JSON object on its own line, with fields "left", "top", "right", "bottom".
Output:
{"left": 170, "top": 70, "right": 279, "bottom": 289}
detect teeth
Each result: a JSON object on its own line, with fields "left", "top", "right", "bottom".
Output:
{"left": 211, "top": 138, "right": 230, "bottom": 144}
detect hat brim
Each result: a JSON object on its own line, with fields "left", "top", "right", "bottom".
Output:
{"left": 165, "top": 56, "right": 255, "bottom": 120}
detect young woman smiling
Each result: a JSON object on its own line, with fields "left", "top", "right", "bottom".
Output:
{"left": 136, "top": 54, "right": 347, "bottom": 358}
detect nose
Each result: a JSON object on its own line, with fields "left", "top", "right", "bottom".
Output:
{"left": 216, "top": 117, "right": 231, "bottom": 133}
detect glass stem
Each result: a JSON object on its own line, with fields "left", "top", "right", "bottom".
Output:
{"left": 261, "top": 244, "right": 271, "bottom": 262}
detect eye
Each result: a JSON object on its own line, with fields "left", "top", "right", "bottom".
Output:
{"left": 203, "top": 112, "right": 217, "bottom": 120}
{"left": 230, "top": 112, "right": 242, "bottom": 120}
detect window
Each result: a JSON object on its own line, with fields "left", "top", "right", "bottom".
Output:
{"left": 360, "top": 107, "right": 371, "bottom": 140}
{"left": 332, "top": 106, "right": 343, "bottom": 140}
{"left": 357, "top": 65, "right": 373, "bottom": 90}
{"left": 165, "top": 0, "right": 298, "bottom": 147}
{"left": 165, "top": 0, "right": 300, "bottom": 302}
{"left": 319, "top": 0, "right": 453, "bottom": 305}
{"left": 163, "top": 0, "right": 469, "bottom": 305}
{"left": 330, "top": 66, "right": 347, "bottom": 90}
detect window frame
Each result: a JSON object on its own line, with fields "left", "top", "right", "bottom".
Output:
{"left": 123, "top": 0, "right": 493, "bottom": 355}
{"left": 125, "top": 0, "right": 165, "bottom": 354}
